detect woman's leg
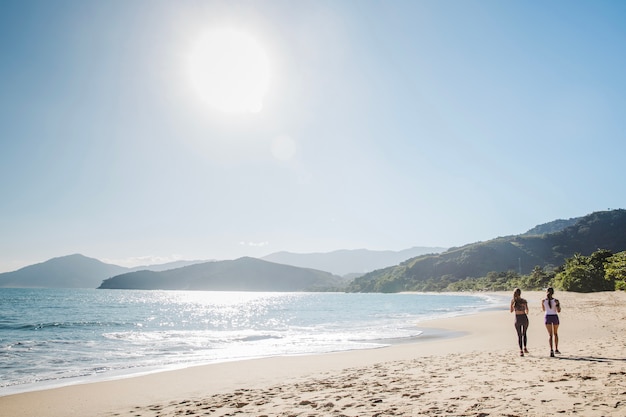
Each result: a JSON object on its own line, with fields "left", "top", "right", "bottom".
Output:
{"left": 515, "top": 321, "right": 524, "bottom": 351}
{"left": 545, "top": 324, "right": 554, "bottom": 352}
{"left": 553, "top": 324, "right": 560, "bottom": 352}
{"left": 522, "top": 317, "right": 528, "bottom": 352}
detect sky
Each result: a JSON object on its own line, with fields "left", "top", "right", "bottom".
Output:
{"left": 1, "top": 0, "right": 625, "bottom": 272}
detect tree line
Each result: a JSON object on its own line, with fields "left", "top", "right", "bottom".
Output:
{"left": 443, "top": 249, "right": 626, "bottom": 293}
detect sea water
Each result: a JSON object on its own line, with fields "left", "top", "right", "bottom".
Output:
{"left": 0, "top": 288, "right": 504, "bottom": 396}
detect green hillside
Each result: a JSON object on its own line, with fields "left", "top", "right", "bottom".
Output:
{"left": 347, "top": 209, "right": 626, "bottom": 292}
{"left": 98, "top": 257, "right": 346, "bottom": 291}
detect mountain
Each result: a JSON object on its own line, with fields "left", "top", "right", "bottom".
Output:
{"left": 0, "top": 256, "right": 210, "bottom": 289}
{"left": 98, "top": 257, "right": 348, "bottom": 291}
{"left": 0, "top": 254, "right": 129, "bottom": 288}
{"left": 131, "top": 259, "right": 210, "bottom": 272}
{"left": 261, "top": 247, "right": 447, "bottom": 276}
{"left": 347, "top": 209, "right": 626, "bottom": 292}
{"left": 4, "top": 210, "right": 621, "bottom": 291}
{"left": 522, "top": 216, "right": 582, "bottom": 236}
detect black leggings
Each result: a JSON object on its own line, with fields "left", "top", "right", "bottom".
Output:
{"left": 514, "top": 314, "right": 529, "bottom": 350}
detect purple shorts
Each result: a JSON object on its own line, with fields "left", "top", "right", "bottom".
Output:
{"left": 545, "top": 315, "right": 559, "bottom": 325}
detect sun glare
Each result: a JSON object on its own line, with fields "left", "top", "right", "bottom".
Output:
{"left": 188, "top": 29, "right": 270, "bottom": 114}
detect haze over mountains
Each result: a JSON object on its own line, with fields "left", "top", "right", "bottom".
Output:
{"left": 0, "top": 256, "right": 212, "bottom": 289}
{"left": 261, "top": 247, "right": 446, "bottom": 276}
{"left": 0, "top": 247, "right": 444, "bottom": 289}
{"left": 0, "top": 254, "right": 123, "bottom": 289}
{"left": 2, "top": 210, "right": 625, "bottom": 291}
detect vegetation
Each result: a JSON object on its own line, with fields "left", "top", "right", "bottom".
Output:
{"left": 347, "top": 210, "right": 626, "bottom": 293}
{"left": 352, "top": 249, "right": 624, "bottom": 293}
{"left": 522, "top": 217, "right": 580, "bottom": 236}
{"left": 605, "top": 251, "right": 626, "bottom": 291}
{"left": 446, "top": 266, "right": 554, "bottom": 292}
{"left": 553, "top": 250, "right": 615, "bottom": 292}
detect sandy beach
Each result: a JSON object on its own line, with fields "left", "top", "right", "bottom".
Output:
{"left": 2, "top": 290, "right": 625, "bottom": 417}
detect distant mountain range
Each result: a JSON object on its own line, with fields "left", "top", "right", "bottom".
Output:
{"left": 347, "top": 210, "right": 626, "bottom": 292}
{"left": 130, "top": 259, "right": 210, "bottom": 272}
{"left": 261, "top": 246, "right": 446, "bottom": 276}
{"left": 0, "top": 255, "right": 209, "bottom": 289}
{"left": 0, "top": 247, "right": 441, "bottom": 289}
{"left": 2, "top": 209, "right": 624, "bottom": 292}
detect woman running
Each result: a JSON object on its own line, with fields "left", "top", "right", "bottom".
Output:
{"left": 542, "top": 287, "right": 561, "bottom": 357}
{"left": 510, "top": 288, "right": 529, "bottom": 356}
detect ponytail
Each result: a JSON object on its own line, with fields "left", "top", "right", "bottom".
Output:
{"left": 512, "top": 288, "right": 522, "bottom": 310}
{"left": 546, "top": 287, "right": 554, "bottom": 309}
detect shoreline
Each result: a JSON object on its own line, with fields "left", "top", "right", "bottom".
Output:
{"left": 0, "top": 314, "right": 469, "bottom": 398}
{"left": 1, "top": 292, "right": 504, "bottom": 398}
{"left": 2, "top": 291, "right": 625, "bottom": 416}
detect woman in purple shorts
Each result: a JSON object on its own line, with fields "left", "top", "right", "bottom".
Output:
{"left": 542, "top": 287, "right": 561, "bottom": 357}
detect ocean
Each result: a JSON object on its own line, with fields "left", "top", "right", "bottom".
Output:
{"left": 0, "top": 288, "right": 504, "bottom": 396}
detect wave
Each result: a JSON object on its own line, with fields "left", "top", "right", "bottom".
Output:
{"left": 102, "top": 330, "right": 284, "bottom": 345}
{"left": 237, "top": 334, "right": 283, "bottom": 342}
{"left": 0, "top": 321, "right": 127, "bottom": 331}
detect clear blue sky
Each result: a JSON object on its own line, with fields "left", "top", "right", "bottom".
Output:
{"left": 1, "top": 0, "right": 625, "bottom": 272}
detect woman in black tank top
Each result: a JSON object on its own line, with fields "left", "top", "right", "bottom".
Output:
{"left": 510, "top": 288, "right": 529, "bottom": 356}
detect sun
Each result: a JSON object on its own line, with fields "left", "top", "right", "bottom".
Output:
{"left": 188, "top": 29, "right": 270, "bottom": 114}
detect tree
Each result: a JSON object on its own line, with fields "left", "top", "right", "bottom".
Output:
{"left": 555, "top": 263, "right": 592, "bottom": 292}
{"left": 605, "top": 251, "right": 626, "bottom": 291}
{"left": 554, "top": 250, "right": 615, "bottom": 292}
{"left": 518, "top": 265, "right": 552, "bottom": 290}
{"left": 589, "top": 249, "right": 615, "bottom": 291}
